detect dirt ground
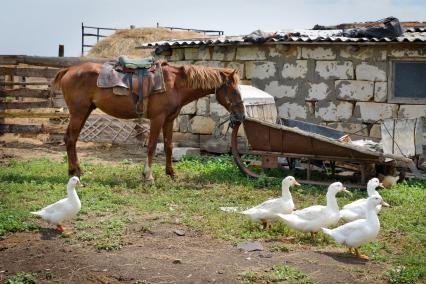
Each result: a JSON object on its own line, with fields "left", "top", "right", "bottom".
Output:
{"left": 0, "top": 135, "right": 387, "bottom": 284}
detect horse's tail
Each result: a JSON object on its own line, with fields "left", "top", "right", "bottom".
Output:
{"left": 50, "top": 68, "right": 69, "bottom": 93}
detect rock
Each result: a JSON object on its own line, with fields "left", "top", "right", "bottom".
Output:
{"left": 237, "top": 241, "right": 264, "bottom": 252}
{"left": 172, "top": 147, "right": 200, "bottom": 161}
{"left": 173, "top": 229, "right": 185, "bottom": 236}
{"left": 172, "top": 259, "right": 182, "bottom": 264}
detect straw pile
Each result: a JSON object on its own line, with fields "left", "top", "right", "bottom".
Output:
{"left": 87, "top": 27, "right": 205, "bottom": 58}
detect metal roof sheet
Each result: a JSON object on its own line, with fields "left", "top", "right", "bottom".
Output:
{"left": 141, "top": 28, "right": 426, "bottom": 49}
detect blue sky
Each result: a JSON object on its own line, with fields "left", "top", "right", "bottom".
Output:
{"left": 1, "top": 0, "right": 425, "bottom": 57}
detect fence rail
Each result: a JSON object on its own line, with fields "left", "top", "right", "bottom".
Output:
{"left": 0, "top": 55, "right": 149, "bottom": 145}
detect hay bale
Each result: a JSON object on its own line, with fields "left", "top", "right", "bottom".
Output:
{"left": 87, "top": 27, "right": 206, "bottom": 58}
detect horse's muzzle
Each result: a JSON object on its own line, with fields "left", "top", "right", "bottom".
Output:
{"left": 229, "top": 112, "right": 245, "bottom": 128}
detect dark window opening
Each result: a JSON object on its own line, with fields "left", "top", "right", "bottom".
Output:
{"left": 393, "top": 61, "right": 426, "bottom": 100}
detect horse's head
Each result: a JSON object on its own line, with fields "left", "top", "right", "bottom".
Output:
{"left": 216, "top": 70, "right": 245, "bottom": 127}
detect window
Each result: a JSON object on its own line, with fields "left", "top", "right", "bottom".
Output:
{"left": 390, "top": 60, "right": 426, "bottom": 104}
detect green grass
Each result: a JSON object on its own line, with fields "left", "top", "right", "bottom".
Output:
{"left": 5, "top": 272, "right": 36, "bottom": 284}
{"left": 241, "top": 264, "right": 311, "bottom": 283}
{"left": 0, "top": 156, "right": 425, "bottom": 283}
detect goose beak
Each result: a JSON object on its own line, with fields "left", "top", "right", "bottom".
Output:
{"left": 341, "top": 187, "right": 352, "bottom": 196}
{"left": 378, "top": 183, "right": 384, "bottom": 189}
{"left": 294, "top": 180, "right": 301, "bottom": 186}
{"left": 381, "top": 200, "right": 390, "bottom": 207}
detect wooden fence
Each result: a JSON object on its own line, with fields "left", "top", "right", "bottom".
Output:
{"left": 0, "top": 55, "right": 150, "bottom": 145}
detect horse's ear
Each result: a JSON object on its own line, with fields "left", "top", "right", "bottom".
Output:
{"left": 231, "top": 69, "right": 240, "bottom": 84}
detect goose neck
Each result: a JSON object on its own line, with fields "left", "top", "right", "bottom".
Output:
{"left": 281, "top": 184, "right": 293, "bottom": 201}
{"left": 326, "top": 191, "right": 339, "bottom": 212}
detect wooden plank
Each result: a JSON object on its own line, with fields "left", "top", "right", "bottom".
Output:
{"left": 0, "top": 123, "right": 66, "bottom": 134}
{"left": 0, "top": 110, "right": 69, "bottom": 118}
{"left": 0, "top": 55, "right": 109, "bottom": 68}
{"left": 0, "top": 101, "right": 52, "bottom": 109}
{"left": 0, "top": 66, "right": 59, "bottom": 78}
{"left": 0, "top": 88, "right": 58, "bottom": 98}
{"left": 0, "top": 81, "right": 49, "bottom": 86}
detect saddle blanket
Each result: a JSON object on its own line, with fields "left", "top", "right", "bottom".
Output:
{"left": 96, "top": 61, "right": 166, "bottom": 96}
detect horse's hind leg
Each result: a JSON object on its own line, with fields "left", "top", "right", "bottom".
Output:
{"left": 65, "top": 105, "right": 95, "bottom": 176}
{"left": 143, "top": 116, "right": 166, "bottom": 182}
{"left": 162, "top": 119, "right": 176, "bottom": 178}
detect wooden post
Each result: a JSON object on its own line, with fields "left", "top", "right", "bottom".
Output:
{"left": 58, "top": 45, "right": 64, "bottom": 57}
{"left": 81, "top": 22, "right": 84, "bottom": 56}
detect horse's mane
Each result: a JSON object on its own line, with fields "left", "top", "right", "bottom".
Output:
{"left": 181, "top": 64, "right": 240, "bottom": 90}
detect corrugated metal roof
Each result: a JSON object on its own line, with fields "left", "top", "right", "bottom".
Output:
{"left": 142, "top": 28, "right": 426, "bottom": 49}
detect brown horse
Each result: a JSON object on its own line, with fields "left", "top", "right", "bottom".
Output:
{"left": 51, "top": 61, "right": 245, "bottom": 182}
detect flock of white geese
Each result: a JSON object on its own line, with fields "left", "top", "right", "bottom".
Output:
{"left": 241, "top": 176, "right": 389, "bottom": 260}
{"left": 31, "top": 175, "right": 388, "bottom": 260}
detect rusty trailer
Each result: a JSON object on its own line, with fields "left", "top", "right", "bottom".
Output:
{"left": 231, "top": 117, "right": 421, "bottom": 186}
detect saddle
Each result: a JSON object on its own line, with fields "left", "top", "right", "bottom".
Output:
{"left": 97, "top": 56, "right": 166, "bottom": 116}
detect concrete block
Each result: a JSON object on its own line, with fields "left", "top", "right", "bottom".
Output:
{"left": 172, "top": 147, "right": 201, "bottom": 161}
{"left": 336, "top": 101, "right": 354, "bottom": 121}
{"left": 398, "top": 105, "right": 426, "bottom": 118}
{"left": 369, "top": 124, "right": 382, "bottom": 139}
{"left": 307, "top": 82, "right": 329, "bottom": 101}
{"left": 301, "top": 47, "right": 336, "bottom": 60}
{"left": 173, "top": 116, "right": 180, "bottom": 132}
{"left": 374, "top": 82, "right": 387, "bottom": 102}
{"left": 210, "top": 99, "right": 228, "bottom": 117}
{"left": 277, "top": 102, "right": 307, "bottom": 120}
{"left": 212, "top": 46, "right": 236, "bottom": 61}
{"left": 356, "top": 63, "right": 386, "bottom": 81}
{"left": 194, "top": 61, "right": 225, "bottom": 68}
{"left": 173, "top": 132, "right": 200, "bottom": 148}
{"left": 336, "top": 80, "right": 374, "bottom": 101}
{"left": 281, "top": 60, "right": 308, "bottom": 79}
{"left": 200, "top": 135, "right": 230, "bottom": 153}
{"left": 265, "top": 81, "right": 297, "bottom": 99}
{"left": 246, "top": 61, "right": 276, "bottom": 80}
{"left": 190, "top": 116, "right": 215, "bottom": 134}
{"left": 184, "top": 48, "right": 198, "bottom": 60}
{"left": 390, "top": 48, "right": 426, "bottom": 57}
{"left": 170, "top": 48, "right": 184, "bottom": 61}
{"left": 226, "top": 62, "right": 244, "bottom": 79}
{"left": 236, "top": 46, "right": 267, "bottom": 60}
{"left": 340, "top": 46, "right": 387, "bottom": 61}
{"left": 316, "top": 61, "right": 354, "bottom": 79}
{"left": 178, "top": 115, "right": 191, "bottom": 132}
{"left": 180, "top": 101, "right": 197, "bottom": 115}
{"left": 315, "top": 101, "right": 337, "bottom": 122}
{"left": 196, "top": 97, "right": 209, "bottom": 116}
{"left": 355, "top": 102, "right": 398, "bottom": 122}
{"left": 184, "top": 47, "right": 211, "bottom": 60}
{"left": 327, "top": 122, "right": 368, "bottom": 136}
{"left": 268, "top": 45, "right": 298, "bottom": 59}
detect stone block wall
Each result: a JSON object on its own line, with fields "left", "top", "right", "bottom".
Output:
{"left": 156, "top": 43, "right": 426, "bottom": 153}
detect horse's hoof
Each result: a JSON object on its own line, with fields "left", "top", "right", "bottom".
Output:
{"left": 143, "top": 174, "right": 155, "bottom": 184}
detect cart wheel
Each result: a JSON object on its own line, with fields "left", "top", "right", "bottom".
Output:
{"left": 231, "top": 122, "right": 260, "bottom": 178}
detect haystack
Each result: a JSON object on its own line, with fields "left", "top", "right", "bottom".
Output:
{"left": 87, "top": 27, "right": 205, "bottom": 58}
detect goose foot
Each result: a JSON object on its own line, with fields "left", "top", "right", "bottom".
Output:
{"left": 354, "top": 248, "right": 369, "bottom": 260}
{"left": 56, "top": 224, "right": 65, "bottom": 233}
{"left": 260, "top": 219, "right": 268, "bottom": 230}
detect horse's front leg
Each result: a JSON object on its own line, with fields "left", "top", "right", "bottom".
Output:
{"left": 143, "top": 116, "right": 165, "bottom": 182}
{"left": 162, "top": 119, "right": 176, "bottom": 178}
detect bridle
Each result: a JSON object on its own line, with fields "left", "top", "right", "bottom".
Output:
{"left": 216, "top": 79, "right": 245, "bottom": 128}
{"left": 217, "top": 79, "right": 244, "bottom": 109}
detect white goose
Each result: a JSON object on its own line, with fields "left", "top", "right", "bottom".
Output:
{"left": 31, "top": 176, "right": 82, "bottom": 232}
{"left": 276, "top": 182, "right": 349, "bottom": 239}
{"left": 241, "top": 176, "right": 300, "bottom": 229}
{"left": 322, "top": 195, "right": 390, "bottom": 260}
{"left": 340, "top": 178, "right": 383, "bottom": 222}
